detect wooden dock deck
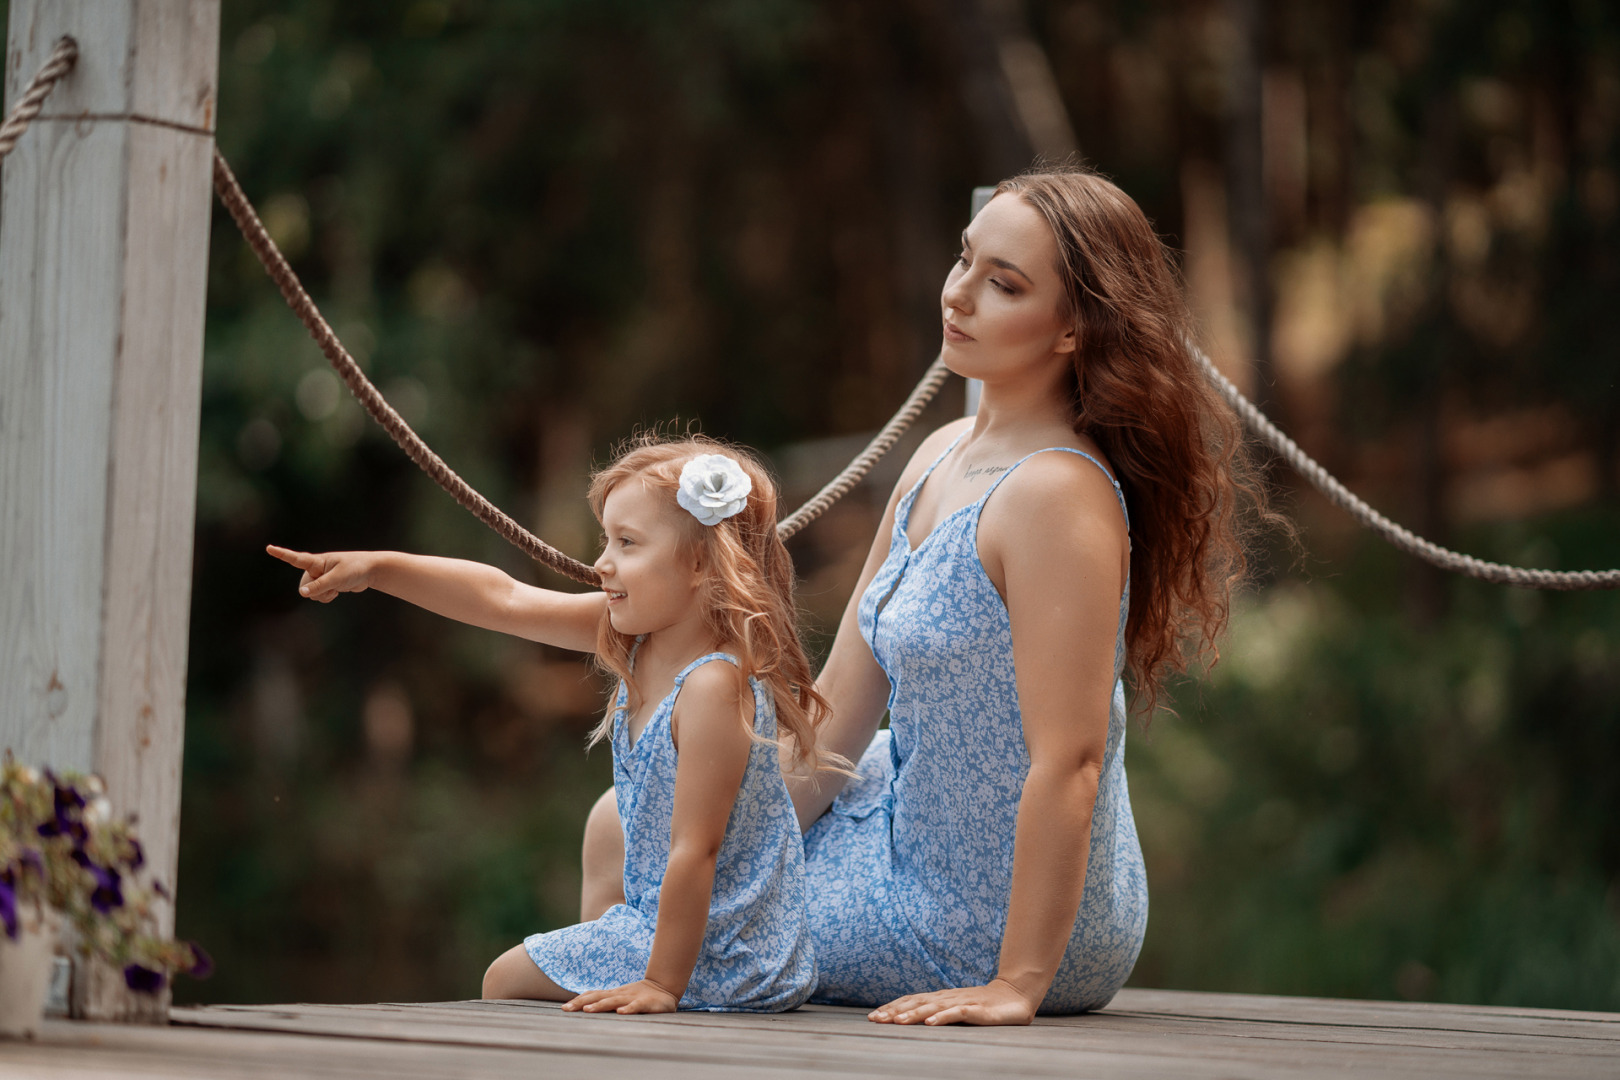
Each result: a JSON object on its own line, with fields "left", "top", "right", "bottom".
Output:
{"left": 7, "top": 988, "right": 1619, "bottom": 1078}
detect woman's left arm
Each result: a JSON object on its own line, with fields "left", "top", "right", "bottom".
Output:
{"left": 869, "top": 454, "right": 1128, "bottom": 1026}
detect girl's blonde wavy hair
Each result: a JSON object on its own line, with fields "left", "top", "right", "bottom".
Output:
{"left": 585, "top": 433, "right": 841, "bottom": 773}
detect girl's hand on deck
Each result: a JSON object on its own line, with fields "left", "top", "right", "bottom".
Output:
{"left": 562, "top": 979, "right": 679, "bottom": 1014}
{"left": 267, "top": 545, "right": 378, "bottom": 604}
{"left": 867, "top": 979, "right": 1036, "bottom": 1026}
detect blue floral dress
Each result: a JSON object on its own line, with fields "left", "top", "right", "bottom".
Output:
{"left": 525, "top": 653, "right": 816, "bottom": 1012}
{"left": 802, "top": 435, "right": 1148, "bottom": 1013}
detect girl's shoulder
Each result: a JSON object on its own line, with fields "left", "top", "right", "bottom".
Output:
{"left": 670, "top": 655, "right": 754, "bottom": 747}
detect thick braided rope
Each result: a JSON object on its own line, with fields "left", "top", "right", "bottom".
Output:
{"left": 0, "top": 37, "right": 78, "bottom": 161}
{"left": 776, "top": 355, "right": 952, "bottom": 541}
{"left": 1195, "top": 346, "right": 1620, "bottom": 591}
{"left": 212, "top": 149, "right": 603, "bottom": 586}
{"left": 213, "top": 137, "right": 1614, "bottom": 590}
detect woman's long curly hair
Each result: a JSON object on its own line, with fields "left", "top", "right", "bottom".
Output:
{"left": 585, "top": 434, "right": 841, "bottom": 772}
{"left": 995, "top": 165, "right": 1273, "bottom": 717}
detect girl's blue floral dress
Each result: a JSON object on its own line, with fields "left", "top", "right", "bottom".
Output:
{"left": 525, "top": 652, "right": 815, "bottom": 1012}
{"left": 802, "top": 435, "right": 1149, "bottom": 1014}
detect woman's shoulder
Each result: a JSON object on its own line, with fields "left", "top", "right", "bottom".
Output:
{"left": 982, "top": 444, "right": 1129, "bottom": 553}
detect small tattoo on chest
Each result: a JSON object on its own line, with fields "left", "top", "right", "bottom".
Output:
{"left": 963, "top": 463, "right": 1009, "bottom": 482}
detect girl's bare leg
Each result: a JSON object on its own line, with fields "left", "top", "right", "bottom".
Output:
{"left": 580, "top": 786, "right": 626, "bottom": 921}
{"left": 482, "top": 944, "right": 573, "bottom": 1001}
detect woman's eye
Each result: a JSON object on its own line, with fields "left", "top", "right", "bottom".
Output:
{"left": 955, "top": 251, "right": 969, "bottom": 267}
{"left": 990, "top": 278, "right": 1013, "bottom": 294}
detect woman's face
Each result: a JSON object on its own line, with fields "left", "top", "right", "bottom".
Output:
{"left": 594, "top": 478, "right": 703, "bottom": 638}
{"left": 940, "top": 192, "right": 1076, "bottom": 383}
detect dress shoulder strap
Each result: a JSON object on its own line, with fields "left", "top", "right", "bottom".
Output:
{"left": 670, "top": 653, "right": 766, "bottom": 735}
{"left": 673, "top": 652, "right": 740, "bottom": 685}
{"left": 981, "top": 446, "right": 1131, "bottom": 533}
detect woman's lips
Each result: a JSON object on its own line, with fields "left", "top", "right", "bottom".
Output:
{"left": 944, "top": 319, "right": 974, "bottom": 343}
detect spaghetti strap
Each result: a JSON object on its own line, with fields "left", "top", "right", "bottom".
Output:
{"left": 981, "top": 446, "right": 1130, "bottom": 534}
{"left": 673, "top": 652, "right": 740, "bottom": 685}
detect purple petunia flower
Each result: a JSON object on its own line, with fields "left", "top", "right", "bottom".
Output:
{"left": 0, "top": 876, "right": 16, "bottom": 940}
{"left": 123, "top": 964, "right": 166, "bottom": 993}
{"left": 53, "top": 779, "right": 84, "bottom": 811}
{"left": 187, "top": 942, "right": 214, "bottom": 979}
{"left": 72, "top": 851, "right": 124, "bottom": 912}
{"left": 39, "top": 788, "right": 89, "bottom": 845}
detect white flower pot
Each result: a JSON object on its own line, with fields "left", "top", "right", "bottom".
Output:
{"left": 0, "top": 905, "right": 62, "bottom": 1039}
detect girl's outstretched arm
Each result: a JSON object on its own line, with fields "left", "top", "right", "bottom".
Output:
{"left": 563, "top": 662, "right": 750, "bottom": 1014}
{"left": 267, "top": 545, "right": 603, "bottom": 654}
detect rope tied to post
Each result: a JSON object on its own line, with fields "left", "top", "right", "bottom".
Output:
{"left": 0, "top": 36, "right": 78, "bottom": 161}
{"left": 3, "top": 30, "right": 1612, "bottom": 590}
{"left": 215, "top": 149, "right": 1619, "bottom": 591}
{"left": 1194, "top": 349, "right": 1620, "bottom": 591}
{"left": 212, "top": 151, "right": 604, "bottom": 587}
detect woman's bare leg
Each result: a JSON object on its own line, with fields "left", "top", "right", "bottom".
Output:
{"left": 580, "top": 786, "right": 626, "bottom": 921}
{"left": 482, "top": 944, "right": 572, "bottom": 1001}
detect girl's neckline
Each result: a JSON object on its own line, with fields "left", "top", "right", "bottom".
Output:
{"left": 616, "top": 649, "right": 739, "bottom": 752}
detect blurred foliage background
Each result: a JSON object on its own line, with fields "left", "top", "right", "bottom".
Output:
{"left": 7, "top": 0, "right": 1616, "bottom": 1008}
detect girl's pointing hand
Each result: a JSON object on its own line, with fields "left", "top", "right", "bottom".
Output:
{"left": 266, "top": 545, "right": 378, "bottom": 603}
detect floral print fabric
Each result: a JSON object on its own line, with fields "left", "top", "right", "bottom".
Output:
{"left": 525, "top": 653, "right": 815, "bottom": 1012}
{"left": 803, "top": 437, "right": 1149, "bottom": 1014}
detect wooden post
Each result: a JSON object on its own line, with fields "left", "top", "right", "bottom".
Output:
{"left": 0, "top": 0, "right": 219, "bottom": 1021}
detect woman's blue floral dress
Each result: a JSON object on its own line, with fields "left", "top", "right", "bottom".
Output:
{"left": 803, "top": 436, "right": 1148, "bottom": 1014}
{"left": 526, "top": 653, "right": 815, "bottom": 1012}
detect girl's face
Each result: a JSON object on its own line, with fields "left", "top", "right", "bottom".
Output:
{"left": 594, "top": 478, "right": 704, "bottom": 638}
{"left": 940, "top": 192, "right": 1076, "bottom": 383}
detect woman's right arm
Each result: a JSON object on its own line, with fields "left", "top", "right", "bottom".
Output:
{"left": 266, "top": 545, "right": 603, "bottom": 654}
{"left": 785, "top": 420, "right": 970, "bottom": 830}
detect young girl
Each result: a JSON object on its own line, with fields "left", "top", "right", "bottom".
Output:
{"left": 267, "top": 435, "right": 834, "bottom": 1013}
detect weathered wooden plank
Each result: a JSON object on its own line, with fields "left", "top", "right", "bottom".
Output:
{"left": 0, "top": 0, "right": 219, "bottom": 1023}
{"left": 161, "top": 995, "right": 1620, "bottom": 1079}
{"left": 4, "top": 2, "right": 218, "bottom": 131}
{"left": 1107, "top": 988, "right": 1620, "bottom": 1039}
{"left": 94, "top": 116, "right": 215, "bottom": 931}
{"left": 12, "top": 1020, "right": 856, "bottom": 1080}
{"left": 354, "top": 995, "right": 1620, "bottom": 1051}
{"left": 0, "top": 118, "right": 126, "bottom": 773}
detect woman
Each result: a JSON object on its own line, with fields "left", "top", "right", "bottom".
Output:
{"left": 579, "top": 165, "right": 1257, "bottom": 1025}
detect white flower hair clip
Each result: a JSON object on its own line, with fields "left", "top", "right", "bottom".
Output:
{"left": 677, "top": 453, "right": 753, "bottom": 526}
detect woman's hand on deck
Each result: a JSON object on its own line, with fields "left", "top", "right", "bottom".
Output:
{"left": 267, "top": 545, "right": 376, "bottom": 603}
{"left": 867, "top": 979, "right": 1036, "bottom": 1026}
{"left": 562, "top": 979, "right": 680, "bottom": 1014}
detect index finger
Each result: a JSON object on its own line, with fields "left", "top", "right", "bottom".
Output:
{"left": 266, "top": 544, "right": 318, "bottom": 570}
